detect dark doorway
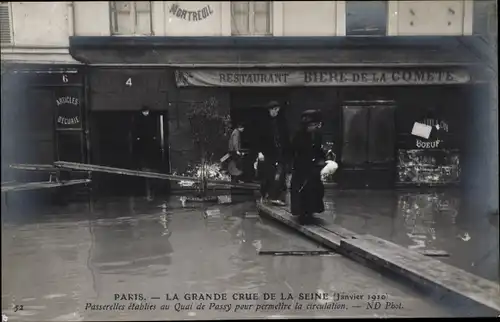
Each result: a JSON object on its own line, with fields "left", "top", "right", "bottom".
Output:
{"left": 90, "top": 111, "right": 169, "bottom": 196}
{"left": 338, "top": 101, "right": 396, "bottom": 188}
{"left": 230, "top": 89, "right": 290, "bottom": 182}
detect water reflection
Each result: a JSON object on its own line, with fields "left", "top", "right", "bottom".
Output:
{"left": 323, "top": 189, "right": 498, "bottom": 282}
{"left": 90, "top": 202, "right": 174, "bottom": 276}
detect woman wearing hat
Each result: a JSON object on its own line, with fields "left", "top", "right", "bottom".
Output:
{"left": 290, "top": 110, "right": 326, "bottom": 224}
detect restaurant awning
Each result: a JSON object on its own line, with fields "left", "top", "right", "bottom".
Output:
{"left": 69, "top": 36, "right": 488, "bottom": 68}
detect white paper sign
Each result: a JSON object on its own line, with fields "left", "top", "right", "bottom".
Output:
{"left": 411, "top": 122, "right": 432, "bottom": 139}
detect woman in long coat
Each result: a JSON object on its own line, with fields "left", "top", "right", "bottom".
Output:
{"left": 290, "top": 110, "right": 326, "bottom": 224}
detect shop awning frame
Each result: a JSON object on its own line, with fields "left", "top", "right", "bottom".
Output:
{"left": 69, "top": 36, "right": 489, "bottom": 68}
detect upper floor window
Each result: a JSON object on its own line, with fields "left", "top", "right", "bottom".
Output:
{"left": 231, "top": 1, "right": 272, "bottom": 36}
{"left": 110, "top": 1, "right": 152, "bottom": 35}
{"left": 346, "top": 1, "right": 388, "bottom": 36}
{"left": 0, "top": 2, "right": 12, "bottom": 45}
{"left": 473, "top": 0, "right": 497, "bottom": 45}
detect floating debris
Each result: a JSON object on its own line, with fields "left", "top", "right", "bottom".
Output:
{"left": 179, "top": 196, "right": 187, "bottom": 207}
{"left": 186, "top": 196, "right": 218, "bottom": 203}
{"left": 245, "top": 211, "right": 260, "bottom": 219}
{"left": 258, "top": 250, "right": 338, "bottom": 256}
{"left": 418, "top": 250, "right": 450, "bottom": 257}
{"left": 459, "top": 232, "right": 471, "bottom": 241}
{"left": 217, "top": 195, "right": 232, "bottom": 204}
{"left": 178, "top": 180, "right": 196, "bottom": 187}
{"left": 204, "top": 209, "right": 221, "bottom": 218}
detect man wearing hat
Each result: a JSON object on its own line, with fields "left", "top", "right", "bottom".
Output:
{"left": 257, "top": 101, "right": 291, "bottom": 206}
{"left": 290, "top": 109, "right": 326, "bottom": 224}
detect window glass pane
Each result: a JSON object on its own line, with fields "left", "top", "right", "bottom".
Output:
{"left": 346, "top": 1, "right": 387, "bottom": 36}
{"left": 135, "top": 1, "right": 150, "bottom": 13}
{"left": 136, "top": 11, "right": 151, "bottom": 35}
{"left": 115, "top": 12, "right": 133, "bottom": 34}
{"left": 254, "top": 12, "right": 270, "bottom": 35}
{"left": 473, "top": 0, "right": 497, "bottom": 42}
{"left": 111, "top": 1, "right": 151, "bottom": 35}
{"left": 231, "top": 2, "right": 250, "bottom": 35}
{"left": 57, "top": 132, "right": 83, "bottom": 163}
{"left": 254, "top": 1, "right": 270, "bottom": 13}
{"left": 232, "top": 1, "right": 249, "bottom": 14}
{"left": 115, "top": 1, "right": 132, "bottom": 12}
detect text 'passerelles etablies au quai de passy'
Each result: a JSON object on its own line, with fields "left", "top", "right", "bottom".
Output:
{"left": 84, "top": 292, "right": 404, "bottom": 313}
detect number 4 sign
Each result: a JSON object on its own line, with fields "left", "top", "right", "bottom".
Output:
{"left": 126, "top": 78, "right": 132, "bottom": 86}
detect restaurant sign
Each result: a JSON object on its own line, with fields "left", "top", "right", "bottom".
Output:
{"left": 175, "top": 69, "right": 471, "bottom": 87}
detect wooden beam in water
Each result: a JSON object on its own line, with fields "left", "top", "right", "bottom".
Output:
{"left": 10, "top": 163, "right": 86, "bottom": 173}
{"left": 10, "top": 164, "right": 61, "bottom": 172}
{"left": 54, "top": 161, "right": 259, "bottom": 190}
{"left": 341, "top": 235, "right": 500, "bottom": 313}
{"left": 1, "top": 179, "right": 91, "bottom": 193}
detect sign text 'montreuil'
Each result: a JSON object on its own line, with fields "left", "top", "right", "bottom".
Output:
{"left": 175, "top": 69, "right": 472, "bottom": 87}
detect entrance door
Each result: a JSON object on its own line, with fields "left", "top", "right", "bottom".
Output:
{"left": 130, "top": 111, "right": 170, "bottom": 193}
{"left": 91, "top": 111, "right": 169, "bottom": 196}
{"left": 130, "top": 111, "right": 169, "bottom": 172}
{"left": 339, "top": 102, "right": 396, "bottom": 188}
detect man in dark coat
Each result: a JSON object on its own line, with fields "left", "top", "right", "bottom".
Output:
{"left": 257, "top": 101, "right": 291, "bottom": 206}
{"left": 290, "top": 110, "right": 326, "bottom": 224}
{"left": 132, "top": 106, "right": 160, "bottom": 200}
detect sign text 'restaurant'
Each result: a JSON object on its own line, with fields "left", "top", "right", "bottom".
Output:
{"left": 175, "top": 69, "right": 471, "bottom": 87}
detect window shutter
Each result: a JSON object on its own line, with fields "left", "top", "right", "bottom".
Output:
{"left": 0, "top": 2, "right": 12, "bottom": 44}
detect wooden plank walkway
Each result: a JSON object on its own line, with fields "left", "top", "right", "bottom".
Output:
{"left": 341, "top": 235, "right": 500, "bottom": 313}
{"left": 55, "top": 161, "right": 259, "bottom": 190}
{"left": 1, "top": 179, "right": 91, "bottom": 193}
{"left": 10, "top": 164, "right": 61, "bottom": 171}
{"left": 257, "top": 201, "right": 500, "bottom": 313}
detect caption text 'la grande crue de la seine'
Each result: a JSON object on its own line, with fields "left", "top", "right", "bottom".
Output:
{"left": 84, "top": 292, "right": 405, "bottom": 313}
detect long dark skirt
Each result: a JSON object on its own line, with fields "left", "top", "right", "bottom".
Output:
{"left": 290, "top": 169, "right": 324, "bottom": 218}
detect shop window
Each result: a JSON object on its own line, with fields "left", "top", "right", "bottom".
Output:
{"left": 110, "top": 1, "right": 152, "bottom": 36}
{"left": 0, "top": 2, "right": 12, "bottom": 44}
{"left": 473, "top": 0, "right": 497, "bottom": 45}
{"left": 346, "top": 1, "right": 388, "bottom": 36}
{"left": 231, "top": 1, "right": 272, "bottom": 36}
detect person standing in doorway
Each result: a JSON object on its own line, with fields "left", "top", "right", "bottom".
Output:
{"left": 290, "top": 110, "right": 326, "bottom": 224}
{"left": 228, "top": 122, "right": 246, "bottom": 182}
{"left": 133, "top": 106, "right": 158, "bottom": 201}
{"left": 257, "top": 101, "right": 291, "bottom": 206}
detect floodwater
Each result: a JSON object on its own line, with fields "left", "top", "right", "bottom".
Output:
{"left": 0, "top": 195, "right": 485, "bottom": 321}
{"left": 304, "top": 189, "right": 500, "bottom": 283}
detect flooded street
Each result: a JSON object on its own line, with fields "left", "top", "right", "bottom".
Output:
{"left": 1, "top": 194, "right": 477, "bottom": 320}
{"left": 314, "top": 189, "right": 499, "bottom": 283}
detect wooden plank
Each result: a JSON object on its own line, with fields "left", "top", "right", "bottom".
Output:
{"left": 341, "top": 235, "right": 500, "bottom": 313}
{"left": 258, "top": 250, "right": 339, "bottom": 256}
{"left": 258, "top": 202, "right": 500, "bottom": 313}
{"left": 54, "top": 161, "right": 259, "bottom": 190}
{"left": 1, "top": 179, "right": 91, "bottom": 193}
{"left": 256, "top": 202, "right": 343, "bottom": 249}
{"left": 10, "top": 164, "right": 60, "bottom": 172}
{"left": 419, "top": 250, "right": 450, "bottom": 257}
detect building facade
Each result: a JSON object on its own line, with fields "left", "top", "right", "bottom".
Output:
{"left": 1, "top": 1, "right": 497, "bottom": 208}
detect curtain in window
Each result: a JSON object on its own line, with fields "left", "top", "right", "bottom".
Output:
{"left": 254, "top": 1, "right": 271, "bottom": 35}
{"left": 111, "top": 1, "right": 151, "bottom": 35}
{"left": 231, "top": 1, "right": 250, "bottom": 35}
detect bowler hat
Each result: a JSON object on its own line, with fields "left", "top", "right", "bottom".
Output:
{"left": 301, "top": 109, "right": 322, "bottom": 124}
{"left": 266, "top": 101, "right": 281, "bottom": 109}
